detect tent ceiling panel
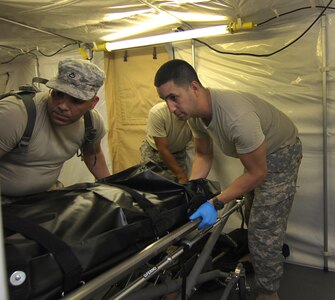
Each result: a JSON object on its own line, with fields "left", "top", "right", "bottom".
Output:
{"left": 0, "top": 0, "right": 330, "bottom": 63}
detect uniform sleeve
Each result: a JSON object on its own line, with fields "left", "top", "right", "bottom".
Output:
{"left": 231, "top": 112, "right": 265, "bottom": 154}
{"left": 0, "top": 96, "right": 27, "bottom": 151}
{"left": 147, "top": 108, "right": 167, "bottom": 138}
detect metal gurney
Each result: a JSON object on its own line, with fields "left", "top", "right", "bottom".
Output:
{"left": 63, "top": 198, "right": 247, "bottom": 300}
{"left": 3, "top": 163, "right": 248, "bottom": 300}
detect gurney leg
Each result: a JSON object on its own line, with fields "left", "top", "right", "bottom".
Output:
{"left": 121, "top": 270, "right": 231, "bottom": 300}
{"left": 182, "top": 201, "right": 241, "bottom": 299}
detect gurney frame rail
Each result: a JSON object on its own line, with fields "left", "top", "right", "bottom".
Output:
{"left": 63, "top": 198, "right": 246, "bottom": 300}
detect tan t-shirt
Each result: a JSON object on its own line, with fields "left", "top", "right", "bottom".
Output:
{"left": 187, "top": 88, "right": 298, "bottom": 157}
{"left": 0, "top": 92, "right": 106, "bottom": 196}
{"left": 146, "top": 102, "right": 192, "bottom": 153}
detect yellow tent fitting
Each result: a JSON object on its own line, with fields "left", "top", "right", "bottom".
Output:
{"left": 78, "top": 47, "right": 89, "bottom": 59}
{"left": 227, "top": 20, "right": 257, "bottom": 34}
{"left": 92, "top": 43, "right": 107, "bottom": 51}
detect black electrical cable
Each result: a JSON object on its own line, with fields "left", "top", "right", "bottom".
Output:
{"left": 1, "top": 2, "right": 334, "bottom": 63}
{"left": 257, "top": 5, "right": 335, "bottom": 26}
{"left": 193, "top": 0, "right": 333, "bottom": 57}
{"left": 36, "top": 42, "right": 80, "bottom": 57}
{"left": 0, "top": 48, "right": 39, "bottom": 64}
{"left": 0, "top": 41, "right": 80, "bottom": 64}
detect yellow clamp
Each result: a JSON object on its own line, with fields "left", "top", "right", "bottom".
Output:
{"left": 227, "top": 19, "right": 257, "bottom": 34}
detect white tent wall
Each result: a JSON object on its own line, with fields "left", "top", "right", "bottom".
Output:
{"left": 0, "top": 3, "right": 335, "bottom": 296}
{"left": 170, "top": 9, "right": 335, "bottom": 270}
{"left": 0, "top": 50, "right": 112, "bottom": 187}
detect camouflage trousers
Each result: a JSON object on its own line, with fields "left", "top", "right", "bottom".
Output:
{"left": 244, "top": 137, "right": 302, "bottom": 293}
{"left": 139, "top": 140, "right": 189, "bottom": 182}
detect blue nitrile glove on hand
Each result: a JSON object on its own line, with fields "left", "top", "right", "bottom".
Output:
{"left": 189, "top": 200, "right": 217, "bottom": 229}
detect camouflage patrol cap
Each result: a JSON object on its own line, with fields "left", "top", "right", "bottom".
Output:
{"left": 46, "top": 58, "right": 105, "bottom": 101}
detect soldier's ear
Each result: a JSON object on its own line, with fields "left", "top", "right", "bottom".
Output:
{"left": 89, "top": 96, "right": 99, "bottom": 109}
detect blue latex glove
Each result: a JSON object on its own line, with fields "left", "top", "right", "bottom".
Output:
{"left": 189, "top": 200, "right": 217, "bottom": 229}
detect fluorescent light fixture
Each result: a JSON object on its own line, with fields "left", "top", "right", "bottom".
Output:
{"left": 103, "top": 25, "right": 228, "bottom": 51}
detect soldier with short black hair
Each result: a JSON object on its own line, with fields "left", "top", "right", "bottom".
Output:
{"left": 154, "top": 59, "right": 303, "bottom": 300}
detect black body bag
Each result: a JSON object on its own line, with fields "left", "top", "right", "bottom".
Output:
{"left": 2, "top": 162, "right": 219, "bottom": 300}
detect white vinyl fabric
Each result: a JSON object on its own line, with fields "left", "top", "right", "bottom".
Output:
{"left": 0, "top": 0, "right": 330, "bottom": 63}
{"left": 171, "top": 10, "right": 335, "bottom": 271}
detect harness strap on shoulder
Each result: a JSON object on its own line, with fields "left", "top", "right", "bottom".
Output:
{"left": 84, "top": 111, "right": 96, "bottom": 143}
{"left": 77, "top": 111, "right": 97, "bottom": 163}
{"left": 0, "top": 78, "right": 48, "bottom": 153}
{"left": 0, "top": 91, "right": 36, "bottom": 153}
{"left": 16, "top": 92, "right": 36, "bottom": 152}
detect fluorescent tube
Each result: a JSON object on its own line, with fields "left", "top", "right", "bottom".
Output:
{"left": 104, "top": 25, "right": 228, "bottom": 51}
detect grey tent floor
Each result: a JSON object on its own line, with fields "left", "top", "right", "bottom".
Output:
{"left": 190, "top": 262, "right": 335, "bottom": 300}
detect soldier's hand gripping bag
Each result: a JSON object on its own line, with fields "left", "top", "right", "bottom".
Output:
{"left": 183, "top": 178, "right": 220, "bottom": 216}
{"left": 3, "top": 162, "right": 220, "bottom": 300}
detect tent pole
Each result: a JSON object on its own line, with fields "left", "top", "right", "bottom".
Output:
{"left": 0, "top": 188, "right": 9, "bottom": 300}
{"left": 321, "top": 14, "right": 329, "bottom": 272}
{"left": 0, "top": 17, "right": 78, "bottom": 43}
{"left": 191, "top": 39, "right": 196, "bottom": 69}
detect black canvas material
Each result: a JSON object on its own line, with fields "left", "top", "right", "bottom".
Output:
{"left": 3, "top": 163, "right": 219, "bottom": 300}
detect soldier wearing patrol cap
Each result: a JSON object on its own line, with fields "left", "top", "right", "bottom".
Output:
{"left": 0, "top": 58, "right": 111, "bottom": 198}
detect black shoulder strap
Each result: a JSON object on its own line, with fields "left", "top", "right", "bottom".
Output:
{"left": 83, "top": 111, "right": 96, "bottom": 144}
{"left": 0, "top": 77, "right": 49, "bottom": 153}
{"left": 77, "top": 111, "right": 97, "bottom": 161}
{"left": 15, "top": 92, "right": 37, "bottom": 152}
{"left": 16, "top": 78, "right": 48, "bottom": 151}
{"left": 0, "top": 91, "right": 36, "bottom": 153}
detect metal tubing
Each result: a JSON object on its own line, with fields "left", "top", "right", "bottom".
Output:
{"left": 64, "top": 199, "right": 243, "bottom": 300}
{"left": 0, "top": 189, "right": 10, "bottom": 300}
{"left": 183, "top": 213, "right": 226, "bottom": 298}
{"left": 122, "top": 270, "right": 229, "bottom": 300}
{"left": 321, "top": 14, "right": 329, "bottom": 272}
{"left": 0, "top": 17, "right": 78, "bottom": 42}
{"left": 184, "top": 200, "right": 244, "bottom": 298}
{"left": 191, "top": 39, "right": 196, "bottom": 69}
{"left": 122, "top": 279, "right": 182, "bottom": 300}
{"left": 114, "top": 210, "right": 239, "bottom": 300}
{"left": 62, "top": 220, "right": 199, "bottom": 300}
{"left": 112, "top": 247, "right": 185, "bottom": 299}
